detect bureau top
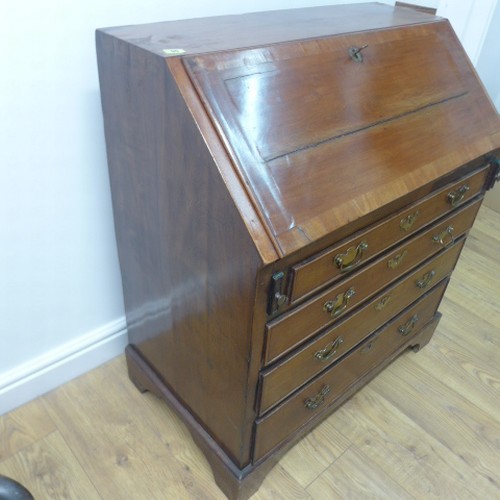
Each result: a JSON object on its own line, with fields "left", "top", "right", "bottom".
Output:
{"left": 98, "top": 3, "right": 437, "bottom": 57}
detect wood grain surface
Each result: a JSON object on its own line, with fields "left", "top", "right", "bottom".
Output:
{"left": 265, "top": 238, "right": 465, "bottom": 363}
{"left": 258, "top": 280, "right": 449, "bottom": 415}
{"left": 290, "top": 175, "right": 486, "bottom": 302}
{"left": 185, "top": 20, "right": 500, "bottom": 255}
{"left": 1, "top": 204, "right": 497, "bottom": 499}
{"left": 98, "top": 4, "right": 437, "bottom": 58}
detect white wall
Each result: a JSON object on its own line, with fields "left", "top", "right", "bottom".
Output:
{"left": 475, "top": 1, "right": 500, "bottom": 109}
{"left": 438, "top": 0, "right": 497, "bottom": 65}
{"left": 438, "top": 0, "right": 500, "bottom": 104}
{"left": 438, "top": 0, "right": 500, "bottom": 213}
{"left": 0, "top": 0, "right": 395, "bottom": 413}
{"left": 477, "top": 1, "right": 500, "bottom": 213}
{"left": 415, "top": 0, "right": 440, "bottom": 7}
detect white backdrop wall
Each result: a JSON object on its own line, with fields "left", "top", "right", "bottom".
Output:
{"left": 474, "top": 1, "right": 500, "bottom": 110}
{"left": 438, "top": 0, "right": 500, "bottom": 213}
{"left": 438, "top": 0, "right": 500, "bottom": 106}
{"left": 0, "top": 0, "right": 397, "bottom": 414}
{"left": 2, "top": 0, "right": 499, "bottom": 414}
{"left": 474, "top": 0, "right": 500, "bottom": 213}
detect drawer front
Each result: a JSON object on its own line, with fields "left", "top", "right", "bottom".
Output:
{"left": 254, "top": 283, "right": 447, "bottom": 461}
{"left": 259, "top": 272, "right": 452, "bottom": 414}
{"left": 290, "top": 165, "right": 489, "bottom": 302}
{"left": 265, "top": 226, "right": 468, "bottom": 365}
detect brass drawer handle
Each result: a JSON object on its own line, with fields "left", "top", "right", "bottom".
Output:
{"left": 400, "top": 210, "right": 420, "bottom": 232}
{"left": 432, "top": 225, "right": 454, "bottom": 248}
{"left": 447, "top": 184, "right": 470, "bottom": 207}
{"left": 314, "top": 336, "right": 344, "bottom": 362}
{"left": 323, "top": 288, "right": 356, "bottom": 318}
{"left": 416, "top": 270, "right": 436, "bottom": 289}
{"left": 388, "top": 250, "right": 408, "bottom": 269}
{"left": 334, "top": 241, "right": 368, "bottom": 272}
{"left": 398, "top": 314, "right": 419, "bottom": 336}
{"left": 304, "top": 385, "right": 330, "bottom": 410}
{"left": 360, "top": 338, "right": 377, "bottom": 354}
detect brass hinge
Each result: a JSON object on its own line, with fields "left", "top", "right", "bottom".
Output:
{"left": 486, "top": 156, "right": 500, "bottom": 190}
{"left": 267, "top": 271, "right": 288, "bottom": 316}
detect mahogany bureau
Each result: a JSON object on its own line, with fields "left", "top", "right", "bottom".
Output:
{"left": 96, "top": 4, "right": 500, "bottom": 499}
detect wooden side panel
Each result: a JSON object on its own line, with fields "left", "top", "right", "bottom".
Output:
{"left": 96, "top": 31, "right": 263, "bottom": 467}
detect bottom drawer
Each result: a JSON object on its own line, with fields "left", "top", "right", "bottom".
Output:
{"left": 253, "top": 280, "right": 448, "bottom": 461}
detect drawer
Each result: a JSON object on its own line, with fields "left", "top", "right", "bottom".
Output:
{"left": 259, "top": 273, "right": 451, "bottom": 414}
{"left": 289, "top": 165, "right": 489, "bottom": 302}
{"left": 254, "top": 283, "right": 447, "bottom": 461}
{"left": 265, "top": 227, "right": 468, "bottom": 365}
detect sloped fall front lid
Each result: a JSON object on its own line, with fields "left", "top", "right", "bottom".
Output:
{"left": 184, "top": 19, "right": 500, "bottom": 256}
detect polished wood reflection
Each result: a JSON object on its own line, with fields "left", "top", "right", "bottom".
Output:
{"left": 185, "top": 22, "right": 500, "bottom": 255}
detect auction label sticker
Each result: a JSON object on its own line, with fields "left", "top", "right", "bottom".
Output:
{"left": 163, "top": 48, "right": 186, "bottom": 55}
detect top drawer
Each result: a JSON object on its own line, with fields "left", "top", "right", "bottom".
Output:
{"left": 289, "top": 165, "right": 489, "bottom": 302}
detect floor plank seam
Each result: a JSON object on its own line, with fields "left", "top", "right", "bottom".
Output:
{"left": 303, "top": 443, "right": 353, "bottom": 492}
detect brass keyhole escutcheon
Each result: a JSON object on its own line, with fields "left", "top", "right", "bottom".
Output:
{"left": 375, "top": 295, "right": 392, "bottom": 311}
{"left": 348, "top": 44, "right": 368, "bottom": 63}
{"left": 400, "top": 210, "right": 420, "bottom": 232}
{"left": 360, "top": 339, "right": 377, "bottom": 354}
{"left": 388, "top": 250, "right": 408, "bottom": 269}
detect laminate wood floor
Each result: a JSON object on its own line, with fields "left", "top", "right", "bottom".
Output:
{"left": 1, "top": 205, "right": 499, "bottom": 499}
